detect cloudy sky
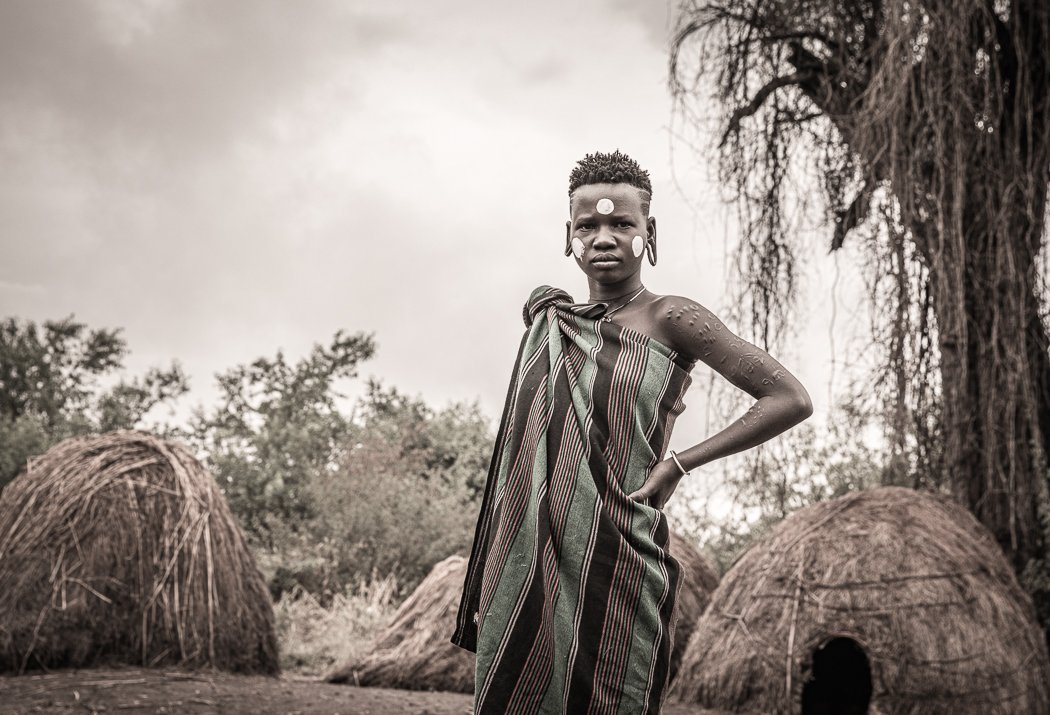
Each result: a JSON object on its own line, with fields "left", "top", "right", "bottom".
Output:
{"left": 1, "top": 0, "right": 871, "bottom": 505}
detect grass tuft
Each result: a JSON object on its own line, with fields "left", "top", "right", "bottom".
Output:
{"left": 275, "top": 573, "right": 401, "bottom": 675}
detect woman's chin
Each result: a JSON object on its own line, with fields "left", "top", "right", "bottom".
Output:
{"left": 581, "top": 264, "right": 639, "bottom": 282}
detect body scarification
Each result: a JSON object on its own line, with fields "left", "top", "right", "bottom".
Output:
{"left": 739, "top": 401, "right": 766, "bottom": 427}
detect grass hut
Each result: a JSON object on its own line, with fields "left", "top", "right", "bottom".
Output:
{"left": 667, "top": 529, "right": 720, "bottom": 678}
{"left": 326, "top": 530, "right": 718, "bottom": 692}
{"left": 669, "top": 486, "right": 1050, "bottom": 715}
{"left": 0, "top": 431, "right": 278, "bottom": 674}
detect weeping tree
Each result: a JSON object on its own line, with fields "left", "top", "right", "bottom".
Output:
{"left": 671, "top": 0, "right": 1050, "bottom": 617}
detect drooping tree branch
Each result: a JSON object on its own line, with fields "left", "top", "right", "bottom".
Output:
{"left": 831, "top": 180, "right": 873, "bottom": 251}
{"left": 720, "top": 71, "right": 818, "bottom": 146}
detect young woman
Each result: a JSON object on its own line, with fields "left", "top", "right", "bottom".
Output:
{"left": 452, "top": 150, "right": 813, "bottom": 713}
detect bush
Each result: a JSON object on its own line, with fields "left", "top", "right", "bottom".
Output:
{"left": 306, "top": 447, "right": 477, "bottom": 596}
{"left": 199, "top": 364, "right": 493, "bottom": 601}
{"left": 274, "top": 574, "right": 400, "bottom": 675}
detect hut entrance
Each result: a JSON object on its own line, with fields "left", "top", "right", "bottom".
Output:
{"left": 800, "top": 637, "right": 873, "bottom": 715}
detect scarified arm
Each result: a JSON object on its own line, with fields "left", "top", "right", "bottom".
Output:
{"left": 628, "top": 297, "right": 812, "bottom": 509}
{"left": 664, "top": 297, "right": 813, "bottom": 472}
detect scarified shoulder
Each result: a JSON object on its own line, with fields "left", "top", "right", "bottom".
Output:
{"left": 651, "top": 294, "right": 732, "bottom": 361}
{"left": 654, "top": 295, "right": 809, "bottom": 403}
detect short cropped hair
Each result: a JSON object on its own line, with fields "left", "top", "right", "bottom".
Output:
{"left": 568, "top": 150, "right": 652, "bottom": 215}
{"left": 568, "top": 150, "right": 652, "bottom": 197}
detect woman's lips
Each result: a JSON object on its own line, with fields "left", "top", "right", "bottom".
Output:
{"left": 591, "top": 254, "right": 621, "bottom": 266}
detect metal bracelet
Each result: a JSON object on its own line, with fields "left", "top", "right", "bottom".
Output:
{"left": 668, "top": 450, "right": 690, "bottom": 477}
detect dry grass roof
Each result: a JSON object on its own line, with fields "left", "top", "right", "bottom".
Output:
{"left": 670, "top": 486, "right": 1050, "bottom": 714}
{"left": 0, "top": 431, "right": 278, "bottom": 674}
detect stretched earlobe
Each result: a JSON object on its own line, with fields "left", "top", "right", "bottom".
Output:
{"left": 646, "top": 216, "right": 658, "bottom": 266}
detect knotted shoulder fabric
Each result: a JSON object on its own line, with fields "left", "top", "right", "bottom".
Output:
{"left": 452, "top": 285, "right": 695, "bottom": 714}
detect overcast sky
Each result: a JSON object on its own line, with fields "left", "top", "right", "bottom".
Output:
{"left": 1, "top": 0, "right": 872, "bottom": 510}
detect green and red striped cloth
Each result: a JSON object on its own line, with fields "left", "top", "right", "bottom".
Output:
{"left": 453, "top": 285, "right": 696, "bottom": 714}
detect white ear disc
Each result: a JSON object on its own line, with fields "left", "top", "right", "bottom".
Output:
{"left": 596, "top": 198, "right": 614, "bottom": 214}
{"left": 571, "top": 237, "right": 585, "bottom": 258}
{"left": 632, "top": 235, "right": 644, "bottom": 257}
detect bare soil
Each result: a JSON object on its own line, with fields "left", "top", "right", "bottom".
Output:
{"left": 0, "top": 668, "right": 714, "bottom": 714}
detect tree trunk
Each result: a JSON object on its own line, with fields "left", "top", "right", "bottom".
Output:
{"left": 929, "top": 198, "right": 1049, "bottom": 573}
{"left": 876, "top": 0, "right": 1050, "bottom": 575}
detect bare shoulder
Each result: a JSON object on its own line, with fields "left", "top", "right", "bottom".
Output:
{"left": 647, "top": 294, "right": 731, "bottom": 358}
{"left": 650, "top": 294, "right": 811, "bottom": 403}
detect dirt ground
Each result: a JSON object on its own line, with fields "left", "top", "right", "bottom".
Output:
{"left": 0, "top": 668, "right": 715, "bottom": 714}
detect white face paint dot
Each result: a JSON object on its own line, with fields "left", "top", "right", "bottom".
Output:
{"left": 571, "top": 237, "right": 585, "bottom": 259}
{"left": 632, "top": 236, "right": 644, "bottom": 257}
{"left": 596, "top": 198, "right": 614, "bottom": 214}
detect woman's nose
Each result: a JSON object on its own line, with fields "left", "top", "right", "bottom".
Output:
{"left": 592, "top": 227, "right": 617, "bottom": 247}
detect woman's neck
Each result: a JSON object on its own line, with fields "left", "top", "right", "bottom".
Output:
{"left": 587, "top": 277, "right": 644, "bottom": 303}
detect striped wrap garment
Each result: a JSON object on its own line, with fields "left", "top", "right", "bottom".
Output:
{"left": 452, "top": 286, "right": 696, "bottom": 714}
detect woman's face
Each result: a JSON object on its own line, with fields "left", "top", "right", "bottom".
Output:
{"left": 565, "top": 183, "right": 655, "bottom": 286}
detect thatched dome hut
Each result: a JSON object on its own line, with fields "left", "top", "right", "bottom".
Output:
{"left": 0, "top": 431, "right": 278, "bottom": 674}
{"left": 670, "top": 486, "right": 1050, "bottom": 715}
{"left": 326, "top": 530, "right": 718, "bottom": 692}
{"left": 667, "top": 529, "right": 721, "bottom": 677}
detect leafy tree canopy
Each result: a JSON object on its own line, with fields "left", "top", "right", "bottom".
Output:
{"left": 185, "top": 330, "right": 377, "bottom": 540}
{"left": 0, "top": 316, "right": 188, "bottom": 489}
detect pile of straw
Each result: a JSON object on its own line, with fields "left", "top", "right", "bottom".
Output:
{"left": 670, "top": 486, "right": 1050, "bottom": 714}
{"left": 0, "top": 431, "right": 278, "bottom": 673}
{"left": 326, "top": 530, "right": 718, "bottom": 692}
